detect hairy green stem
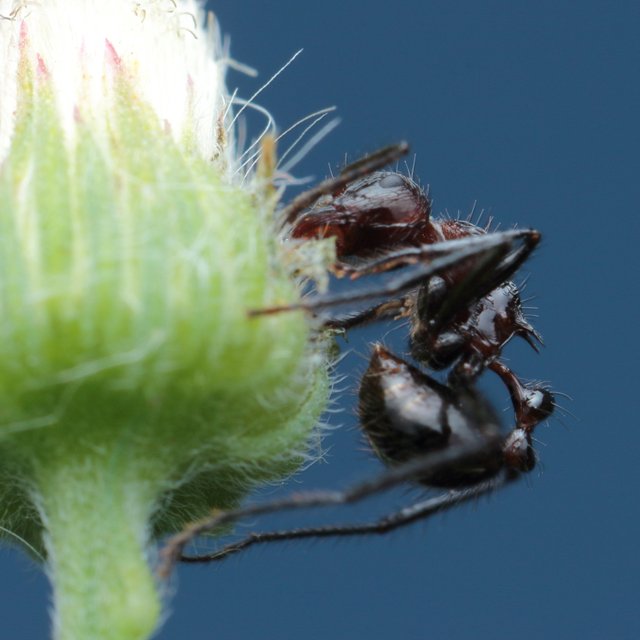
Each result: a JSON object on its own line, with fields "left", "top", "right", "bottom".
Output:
{"left": 36, "top": 450, "right": 163, "bottom": 640}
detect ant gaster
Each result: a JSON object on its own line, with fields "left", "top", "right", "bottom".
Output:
{"left": 160, "top": 143, "right": 554, "bottom": 573}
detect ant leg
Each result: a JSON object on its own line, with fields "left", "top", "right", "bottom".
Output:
{"left": 279, "top": 142, "right": 409, "bottom": 226}
{"left": 337, "top": 141, "right": 409, "bottom": 177}
{"left": 179, "top": 480, "right": 505, "bottom": 565}
{"left": 158, "top": 440, "right": 501, "bottom": 578}
{"left": 324, "top": 297, "right": 410, "bottom": 331}
{"left": 249, "top": 232, "right": 518, "bottom": 318}
{"left": 427, "top": 230, "right": 541, "bottom": 335}
{"left": 337, "top": 229, "right": 538, "bottom": 281}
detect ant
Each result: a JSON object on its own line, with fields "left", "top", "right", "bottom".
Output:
{"left": 159, "top": 142, "right": 554, "bottom": 576}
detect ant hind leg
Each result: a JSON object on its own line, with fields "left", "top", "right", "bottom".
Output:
{"left": 179, "top": 481, "right": 504, "bottom": 565}
{"left": 159, "top": 441, "right": 507, "bottom": 577}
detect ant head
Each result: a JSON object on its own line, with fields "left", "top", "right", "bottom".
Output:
{"left": 518, "top": 384, "right": 555, "bottom": 431}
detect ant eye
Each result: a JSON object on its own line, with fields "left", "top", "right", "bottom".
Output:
{"left": 378, "top": 173, "right": 407, "bottom": 189}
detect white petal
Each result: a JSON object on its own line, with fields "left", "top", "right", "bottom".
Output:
{"left": 0, "top": 0, "right": 230, "bottom": 163}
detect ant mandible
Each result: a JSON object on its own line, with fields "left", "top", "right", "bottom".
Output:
{"left": 159, "top": 142, "right": 554, "bottom": 575}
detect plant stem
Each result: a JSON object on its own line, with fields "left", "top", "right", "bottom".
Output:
{"left": 34, "top": 448, "right": 163, "bottom": 640}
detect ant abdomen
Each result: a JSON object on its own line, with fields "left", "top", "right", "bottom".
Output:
{"left": 290, "top": 171, "right": 436, "bottom": 260}
{"left": 359, "top": 344, "right": 504, "bottom": 488}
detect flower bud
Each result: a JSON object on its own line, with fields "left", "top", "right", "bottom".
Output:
{"left": 0, "top": 2, "right": 330, "bottom": 638}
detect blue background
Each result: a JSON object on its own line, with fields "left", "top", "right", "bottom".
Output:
{"left": 2, "top": 1, "right": 639, "bottom": 638}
